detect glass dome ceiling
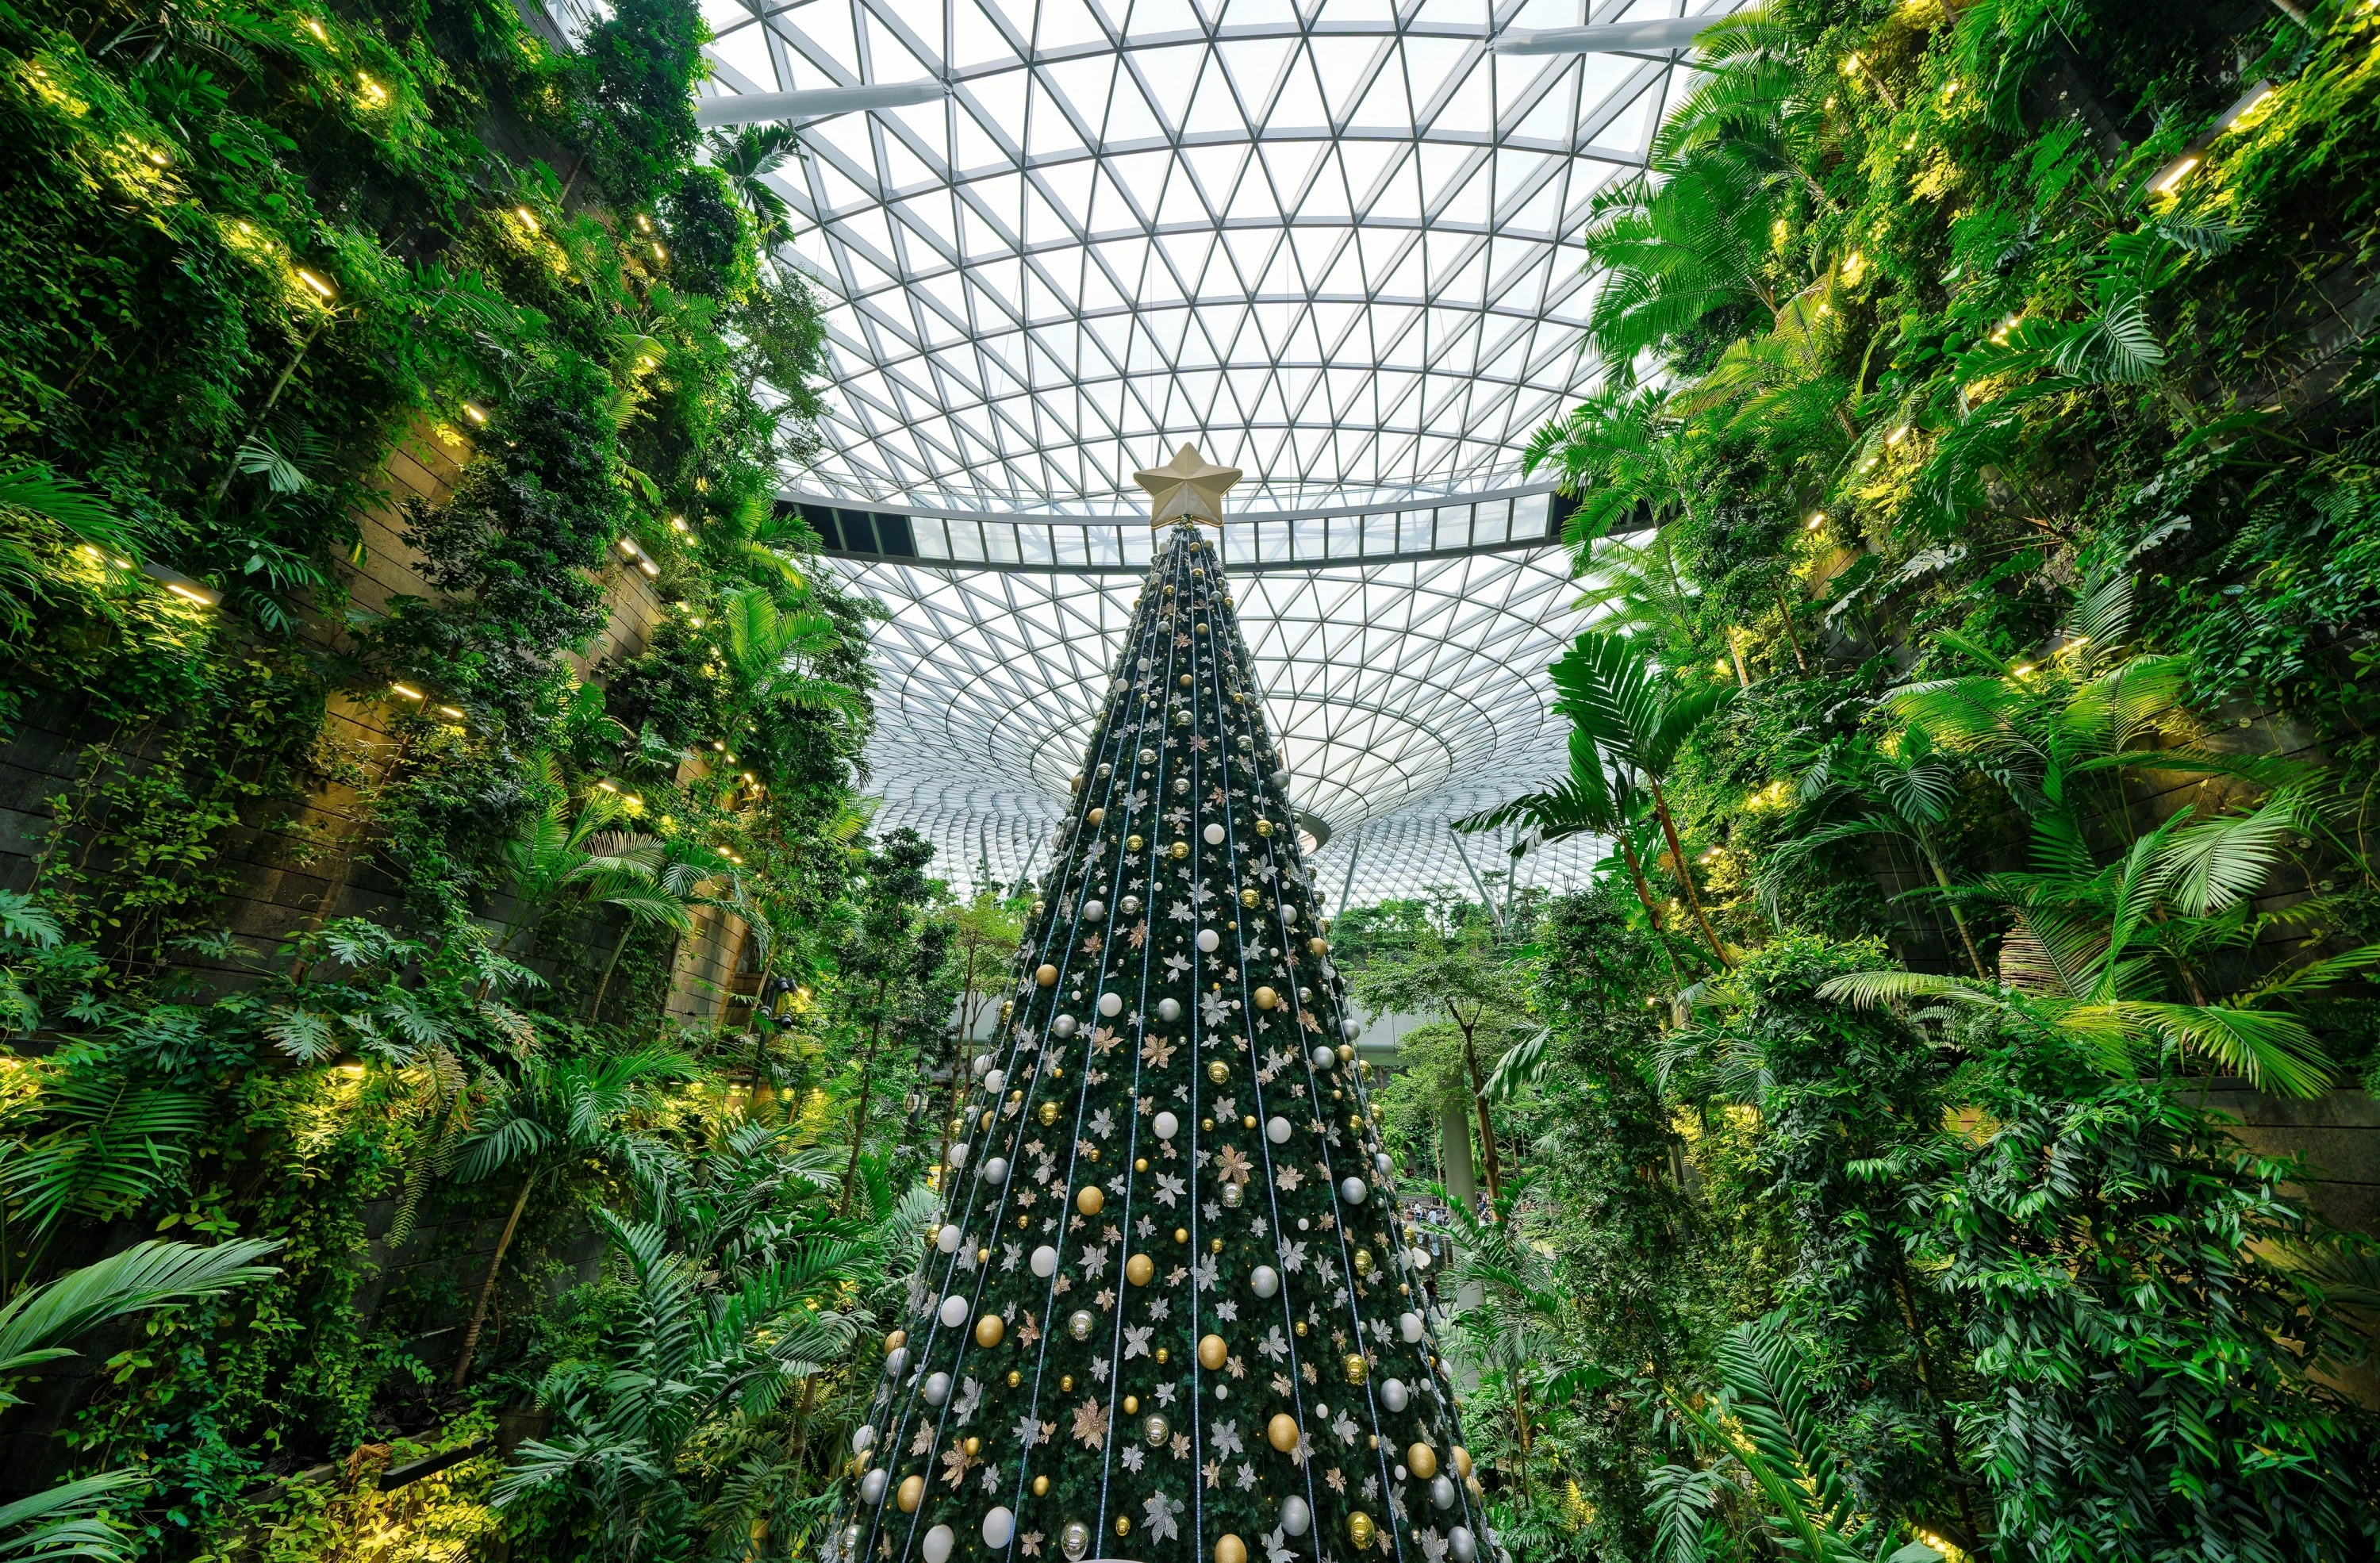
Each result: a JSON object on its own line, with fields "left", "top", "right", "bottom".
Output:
{"left": 683, "top": 0, "right": 1741, "bottom": 900}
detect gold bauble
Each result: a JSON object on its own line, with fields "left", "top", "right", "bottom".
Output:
{"left": 1001, "top": 1000, "right": 1015, "bottom": 1021}
{"left": 1352, "top": 1248, "right": 1373, "bottom": 1276}
{"left": 1134, "top": 1157, "right": 1149, "bottom": 1172}
{"left": 1253, "top": 986, "right": 1278, "bottom": 1010}
{"left": 1088, "top": 807, "right": 1106, "bottom": 827}
{"left": 1060, "top": 1374, "right": 1073, "bottom": 1392}
{"left": 1452, "top": 1446, "right": 1473, "bottom": 1479}
{"left": 1307, "top": 937, "right": 1329, "bottom": 957}
{"left": 896, "top": 1474, "right": 924, "bottom": 1513}
{"left": 1266, "top": 1413, "right": 1300, "bottom": 1453}
{"left": 1115, "top": 1517, "right": 1132, "bottom": 1538}
{"left": 885, "top": 1330, "right": 907, "bottom": 1353}
{"left": 1155, "top": 1346, "right": 1170, "bottom": 1365}
{"left": 1343, "top": 1352, "right": 1368, "bottom": 1384}
{"left": 1175, "top": 1227, "right": 1189, "bottom": 1244}
{"left": 1008, "top": 1370, "right": 1023, "bottom": 1388}
{"left": 1123, "top": 1395, "right": 1139, "bottom": 1415}
{"left": 1038, "top": 1101, "right": 1060, "bottom": 1126}
{"left": 964, "top": 1436, "right": 981, "bottom": 1457}
{"left": 1170, "top": 840, "right": 1190, "bottom": 859}
{"left": 1127, "top": 834, "right": 1145, "bottom": 852}
{"left": 1337, "top": 1043, "right": 1354, "bottom": 1062}
{"left": 1407, "top": 1443, "right": 1439, "bottom": 1480}
{"left": 1032, "top": 1475, "right": 1050, "bottom": 1496}
{"left": 1077, "top": 1185, "right": 1104, "bottom": 1215}
{"left": 975, "top": 1314, "right": 1005, "bottom": 1348}
{"left": 1036, "top": 964, "right": 1058, "bottom": 987}
{"left": 1207, "top": 1059, "right": 1229, "bottom": 1084}
{"left": 1198, "top": 1333, "right": 1229, "bottom": 1370}
{"left": 1346, "top": 1512, "right": 1376, "bottom": 1550}
{"left": 1242, "top": 1114, "right": 1257, "bottom": 1129}
{"left": 1239, "top": 888, "right": 1261, "bottom": 908}
{"left": 1215, "top": 1534, "right": 1249, "bottom": 1563}
{"left": 1254, "top": 819, "right": 1273, "bottom": 836}
{"left": 1126, "top": 1253, "right": 1155, "bottom": 1286}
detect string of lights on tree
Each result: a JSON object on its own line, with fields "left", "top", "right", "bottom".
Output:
{"left": 823, "top": 449, "right": 1499, "bottom": 1563}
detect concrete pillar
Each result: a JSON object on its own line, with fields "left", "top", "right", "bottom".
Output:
{"left": 1440, "top": 1098, "right": 1477, "bottom": 1215}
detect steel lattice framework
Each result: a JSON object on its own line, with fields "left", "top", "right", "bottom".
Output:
{"left": 676, "top": 0, "right": 1740, "bottom": 901}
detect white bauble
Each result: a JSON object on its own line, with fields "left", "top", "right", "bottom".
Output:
{"left": 852, "top": 1424, "right": 877, "bottom": 1453}
{"left": 883, "top": 1346, "right": 908, "bottom": 1377}
{"left": 1310, "top": 1045, "right": 1334, "bottom": 1071}
{"left": 1342, "top": 1016, "right": 1362, "bottom": 1041}
{"left": 1154, "top": 1111, "right": 1180, "bottom": 1140}
{"left": 983, "top": 1507, "right": 1015, "bottom": 1549}
{"left": 1450, "top": 1527, "right": 1477, "bottom": 1562}
{"left": 984, "top": 1069, "right": 1005, "bottom": 1094}
{"left": 1083, "top": 900, "right": 1105, "bottom": 921}
{"left": 1031, "top": 1245, "right": 1059, "bottom": 1278}
{"left": 946, "top": 1142, "right": 969, "bottom": 1168}
{"left": 1250, "top": 1265, "right": 1280, "bottom": 1299}
{"left": 1399, "top": 1311, "right": 1425, "bottom": 1343}
{"left": 1379, "top": 1378, "right": 1407, "bottom": 1413}
{"left": 1410, "top": 1246, "right": 1431, "bottom": 1270}
{"left": 1270, "top": 768, "right": 1292, "bottom": 790}
{"left": 923, "top": 1524, "right": 955, "bottom": 1563}
{"left": 1052, "top": 1014, "right": 1078, "bottom": 1038}
{"left": 861, "top": 1468, "right": 889, "bottom": 1504}
{"left": 1203, "top": 823, "right": 1226, "bottom": 845}
{"left": 1098, "top": 992, "right": 1123, "bottom": 1018}
{"left": 1265, "top": 1116, "right": 1292, "bottom": 1144}
{"left": 923, "top": 1372, "right": 950, "bottom": 1405}
{"left": 1280, "top": 905, "right": 1298, "bottom": 924}
{"left": 1197, "top": 928, "right": 1220, "bottom": 953}
{"left": 1432, "top": 1476, "right": 1457, "bottom": 1511}
{"left": 973, "top": 1054, "right": 992, "bottom": 1077}
{"left": 982, "top": 1157, "right": 1008, "bottom": 1187}
{"left": 1340, "top": 1176, "right": 1368, "bottom": 1205}
{"left": 1157, "top": 997, "right": 1181, "bottom": 1023}
{"left": 1280, "top": 1496, "right": 1311, "bottom": 1537}
{"left": 1375, "top": 1152, "right": 1392, "bottom": 1176}
{"left": 935, "top": 1224, "right": 962, "bottom": 1254}
{"left": 939, "top": 1295, "right": 969, "bottom": 1328}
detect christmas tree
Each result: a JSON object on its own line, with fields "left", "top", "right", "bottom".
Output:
{"left": 827, "top": 447, "right": 1490, "bottom": 1563}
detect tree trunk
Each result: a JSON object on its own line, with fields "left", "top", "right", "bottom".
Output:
{"left": 1774, "top": 589, "right": 1809, "bottom": 674}
{"left": 838, "top": 1003, "right": 889, "bottom": 1215}
{"left": 586, "top": 920, "right": 636, "bottom": 1020}
{"left": 449, "top": 1169, "right": 536, "bottom": 1391}
{"left": 1922, "top": 850, "right": 1988, "bottom": 980}
{"left": 1648, "top": 781, "right": 1731, "bottom": 966}
{"left": 1615, "top": 834, "right": 1687, "bottom": 991}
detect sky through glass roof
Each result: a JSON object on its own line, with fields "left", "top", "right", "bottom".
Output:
{"left": 682, "top": 0, "right": 1740, "bottom": 900}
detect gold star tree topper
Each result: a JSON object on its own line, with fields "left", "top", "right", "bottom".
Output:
{"left": 1133, "top": 443, "right": 1242, "bottom": 526}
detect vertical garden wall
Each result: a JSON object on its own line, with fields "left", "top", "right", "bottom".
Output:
{"left": 1347, "top": 2, "right": 2380, "bottom": 1561}
{"left": 0, "top": 0, "right": 976, "bottom": 1557}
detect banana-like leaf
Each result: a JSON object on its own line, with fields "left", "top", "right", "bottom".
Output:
{"left": 0, "top": 1238, "right": 280, "bottom": 1386}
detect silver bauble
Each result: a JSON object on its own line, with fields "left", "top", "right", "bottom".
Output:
{"left": 1068, "top": 1308, "right": 1096, "bottom": 1341}
{"left": 1379, "top": 1378, "right": 1408, "bottom": 1413}
{"left": 1450, "top": 1527, "right": 1477, "bottom": 1562}
{"left": 1031, "top": 1244, "right": 1058, "bottom": 1277}
{"left": 1280, "top": 1496, "right": 1312, "bottom": 1537}
{"left": 861, "top": 1467, "right": 889, "bottom": 1504}
{"left": 923, "top": 1372, "right": 950, "bottom": 1406}
{"left": 1197, "top": 928, "right": 1220, "bottom": 952}
{"left": 1250, "top": 1265, "right": 1280, "bottom": 1299}
{"left": 1432, "top": 1475, "right": 1457, "bottom": 1510}
{"left": 1061, "top": 1521, "right": 1092, "bottom": 1561}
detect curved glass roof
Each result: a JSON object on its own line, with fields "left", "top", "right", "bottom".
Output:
{"left": 697, "top": 0, "right": 1733, "bottom": 513}
{"left": 681, "top": 0, "right": 1739, "bottom": 898}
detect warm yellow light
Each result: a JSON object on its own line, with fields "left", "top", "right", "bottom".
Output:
{"left": 1887, "top": 425, "right": 1910, "bottom": 445}
{"left": 2151, "top": 156, "right": 2199, "bottom": 194}
{"left": 79, "top": 544, "right": 100, "bottom": 559}
{"left": 597, "top": 780, "right": 620, "bottom": 792}
{"left": 357, "top": 74, "right": 386, "bottom": 103}
{"left": 113, "top": 555, "right": 133, "bottom": 569}
{"left": 166, "top": 582, "right": 213, "bottom": 604}
{"left": 1806, "top": 513, "right": 1825, "bottom": 531}
{"left": 390, "top": 682, "right": 424, "bottom": 699}
{"left": 2011, "top": 664, "right": 2034, "bottom": 677}
{"left": 462, "top": 401, "right": 488, "bottom": 424}
{"left": 636, "top": 557, "right": 658, "bottom": 577}
{"left": 1714, "top": 661, "right": 1730, "bottom": 674}
{"left": 437, "top": 705, "right": 464, "bottom": 720}
{"left": 295, "top": 267, "right": 335, "bottom": 299}
{"left": 515, "top": 206, "right": 539, "bottom": 231}
{"left": 305, "top": 16, "right": 328, "bottom": 39}
{"left": 651, "top": 241, "right": 668, "bottom": 264}
{"left": 635, "top": 213, "right": 653, "bottom": 233}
